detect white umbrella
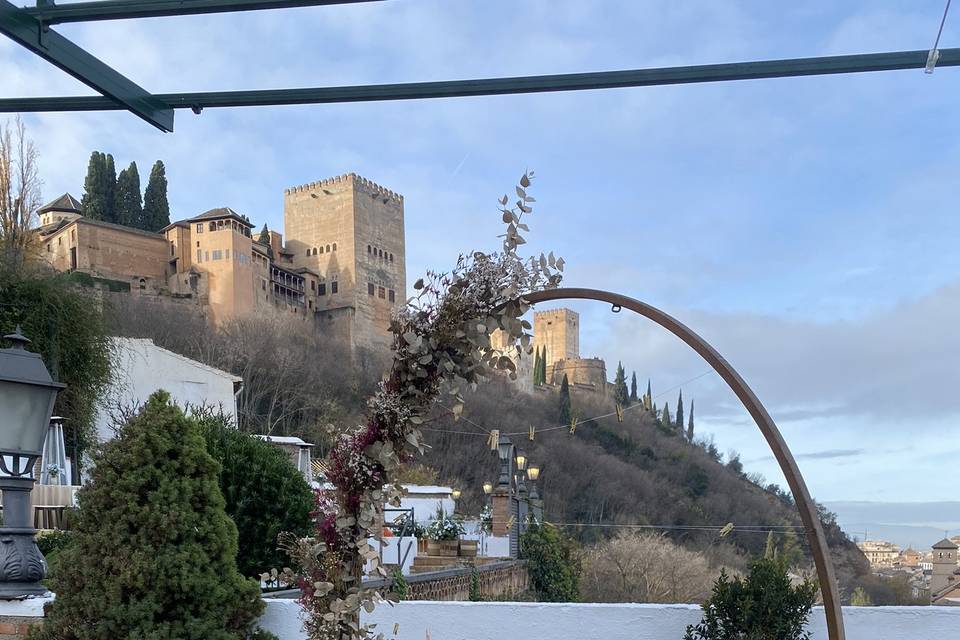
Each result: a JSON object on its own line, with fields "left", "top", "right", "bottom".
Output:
{"left": 39, "top": 416, "right": 68, "bottom": 485}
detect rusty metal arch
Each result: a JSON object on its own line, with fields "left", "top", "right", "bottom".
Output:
{"left": 521, "top": 287, "right": 844, "bottom": 640}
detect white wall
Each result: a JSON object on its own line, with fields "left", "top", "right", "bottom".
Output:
{"left": 258, "top": 601, "right": 960, "bottom": 640}
{"left": 95, "top": 338, "right": 240, "bottom": 441}
{"left": 397, "top": 485, "right": 455, "bottom": 523}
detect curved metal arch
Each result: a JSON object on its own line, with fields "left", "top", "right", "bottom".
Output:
{"left": 521, "top": 287, "right": 844, "bottom": 640}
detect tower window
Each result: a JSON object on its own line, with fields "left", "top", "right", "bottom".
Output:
{"left": 332, "top": 243, "right": 337, "bottom": 251}
{"left": 331, "top": 281, "right": 338, "bottom": 294}
{"left": 367, "top": 245, "right": 372, "bottom": 254}
{"left": 390, "top": 253, "right": 394, "bottom": 262}
{"left": 368, "top": 283, "right": 375, "bottom": 296}
{"left": 378, "top": 286, "right": 385, "bottom": 299}
{"left": 318, "top": 283, "right": 326, "bottom": 295}
{"left": 139, "top": 278, "right": 146, "bottom": 290}
{"left": 389, "top": 289, "right": 395, "bottom": 303}
{"left": 326, "top": 244, "right": 331, "bottom": 252}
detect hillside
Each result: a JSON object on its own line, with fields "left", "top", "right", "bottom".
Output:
{"left": 419, "top": 378, "right": 869, "bottom": 594}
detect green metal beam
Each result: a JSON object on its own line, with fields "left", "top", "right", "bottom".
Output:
{"left": 0, "top": 0, "right": 173, "bottom": 130}
{"left": 22, "top": 0, "right": 382, "bottom": 24}
{"left": 1, "top": 48, "right": 956, "bottom": 120}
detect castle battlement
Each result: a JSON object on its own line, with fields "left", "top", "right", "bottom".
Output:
{"left": 284, "top": 173, "right": 403, "bottom": 203}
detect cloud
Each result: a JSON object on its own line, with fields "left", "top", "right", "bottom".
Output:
{"left": 748, "top": 448, "right": 865, "bottom": 464}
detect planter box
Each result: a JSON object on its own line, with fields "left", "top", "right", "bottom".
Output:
{"left": 459, "top": 540, "right": 479, "bottom": 557}
{"left": 427, "top": 539, "right": 459, "bottom": 557}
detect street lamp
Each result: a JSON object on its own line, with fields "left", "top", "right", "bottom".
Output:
{"left": 0, "top": 327, "right": 66, "bottom": 598}
{"left": 482, "top": 481, "right": 493, "bottom": 495}
{"left": 451, "top": 488, "right": 461, "bottom": 499}
{"left": 496, "top": 435, "right": 514, "bottom": 489}
{"left": 514, "top": 450, "right": 527, "bottom": 472}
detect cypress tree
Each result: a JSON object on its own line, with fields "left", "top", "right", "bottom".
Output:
{"left": 644, "top": 379, "right": 653, "bottom": 410}
{"left": 558, "top": 373, "right": 571, "bottom": 424}
{"left": 661, "top": 402, "right": 671, "bottom": 428}
{"left": 103, "top": 153, "right": 117, "bottom": 223}
{"left": 114, "top": 161, "right": 142, "bottom": 228}
{"left": 38, "top": 392, "right": 262, "bottom": 639}
{"left": 539, "top": 348, "right": 548, "bottom": 385}
{"left": 81, "top": 152, "right": 109, "bottom": 220}
{"left": 675, "top": 389, "right": 684, "bottom": 432}
{"left": 613, "top": 361, "right": 628, "bottom": 408}
{"left": 687, "top": 399, "right": 695, "bottom": 441}
{"left": 533, "top": 346, "right": 542, "bottom": 386}
{"left": 143, "top": 160, "right": 170, "bottom": 232}
{"left": 629, "top": 372, "right": 638, "bottom": 406}
{"left": 257, "top": 223, "right": 270, "bottom": 246}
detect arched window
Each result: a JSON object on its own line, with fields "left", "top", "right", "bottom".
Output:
{"left": 139, "top": 278, "right": 146, "bottom": 290}
{"left": 367, "top": 245, "right": 372, "bottom": 253}
{"left": 332, "top": 243, "right": 337, "bottom": 251}
{"left": 318, "top": 247, "right": 323, "bottom": 255}
{"left": 208, "top": 221, "right": 216, "bottom": 231}
{"left": 326, "top": 244, "right": 331, "bottom": 252}
{"left": 389, "top": 253, "right": 394, "bottom": 262}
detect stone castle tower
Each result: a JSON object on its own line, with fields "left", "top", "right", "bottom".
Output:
{"left": 533, "top": 308, "right": 607, "bottom": 393}
{"left": 284, "top": 174, "right": 406, "bottom": 352}
{"left": 534, "top": 309, "right": 580, "bottom": 371}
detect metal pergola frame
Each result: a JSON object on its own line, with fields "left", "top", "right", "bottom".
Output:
{"left": 1, "top": 0, "right": 957, "bottom": 132}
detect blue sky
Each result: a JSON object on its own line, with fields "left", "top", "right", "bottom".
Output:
{"left": 4, "top": 1, "right": 960, "bottom": 508}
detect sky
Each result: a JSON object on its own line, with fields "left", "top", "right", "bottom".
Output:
{"left": 3, "top": 1, "right": 960, "bottom": 512}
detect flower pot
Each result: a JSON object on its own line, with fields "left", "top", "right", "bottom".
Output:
{"left": 427, "top": 539, "right": 459, "bottom": 557}
{"left": 459, "top": 540, "right": 478, "bottom": 558}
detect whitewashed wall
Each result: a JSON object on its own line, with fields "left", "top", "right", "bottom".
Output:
{"left": 95, "top": 338, "right": 241, "bottom": 441}
{"left": 258, "top": 600, "right": 960, "bottom": 640}
{"left": 397, "top": 485, "right": 455, "bottom": 523}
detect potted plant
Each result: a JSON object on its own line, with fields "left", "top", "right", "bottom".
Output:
{"left": 425, "top": 505, "right": 464, "bottom": 557}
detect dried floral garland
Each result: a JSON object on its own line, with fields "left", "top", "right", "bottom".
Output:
{"left": 283, "top": 172, "right": 563, "bottom": 640}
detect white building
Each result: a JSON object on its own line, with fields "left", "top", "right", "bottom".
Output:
{"left": 95, "top": 337, "right": 242, "bottom": 441}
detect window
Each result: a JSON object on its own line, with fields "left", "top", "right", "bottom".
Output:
{"left": 262, "top": 280, "right": 266, "bottom": 291}
{"left": 367, "top": 245, "right": 372, "bottom": 254}
{"left": 378, "top": 286, "right": 385, "bottom": 299}
{"left": 205, "top": 251, "right": 210, "bottom": 261}
{"left": 58, "top": 237, "right": 62, "bottom": 246}
{"left": 71, "top": 230, "right": 75, "bottom": 242}
{"left": 318, "top": 283, "right": 326, "bottom": 295}
{"left": 170, "top": 242, "right": 175, "bottom": 256}
{"left": 196, "top": 241, "right": 200, "bottom": 247}
{"left": 390, "top": 253, "right": 394, "bottom": 262}
{"left": 368, "top": 283, "right": 375, "bottom": 296}
{"left": 306, "top": 250, "right": 311, "bottom": 257}
{"left": 331, "top": 281, "right": 338, "bottom": 294}
{"left": 197, "top": 249, "right": 202, "bottom": 263}
{"left": 332, "top": 243, "right": 337, "bottom": 251}
{"left": 318, "top": 246, "right": 323, "bottom": 254}
{"left": 46, "top": 243, "right": 51, "bottom": 253}
{"left": 311, "top": 280, "right": 315, "bottom": 291}
{"left": 225, "top": 249, "right": 230, "bottom": 259}
{"left": 196, "top": 223, "right": 203, "bottom": 233}
{"left": 326, "top": 244, "right": 330, "bottom": 252}
{"left": 389, "top": 289, "right": 395, "bottom": 303}
{"left": 139, "top": 278, "right": 146, "bottom": 290}
{"left": 209, "top": 222, "right": 216, "bottom": 232}
{"left": 212, "top": 250, "right": 223, "bottom": 260}
{"left": 308, "top": 301, "right": 313, "bottom": 309}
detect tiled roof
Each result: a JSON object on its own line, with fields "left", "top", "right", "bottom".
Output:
{"left": 38, "top": 193, "right": 82, "bottom": 214}
{"left": 190, "top": 207, "right": 253, "bottom": 226}
{"left": 933, "top": 538, "right": 958, "bottom": 549}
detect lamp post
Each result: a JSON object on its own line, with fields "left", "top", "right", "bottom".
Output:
{"left": 0, "top": 327, "right": 66, "bottom": 598}
{"left": 526, "top": 464, "right": 543, "bottom": 523}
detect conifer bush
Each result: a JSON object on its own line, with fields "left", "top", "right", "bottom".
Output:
{"left": 196, "top": 413, "right": 314, "bottom": 578}
{"left": 35, "top": 392, "right": 263, "bottom": 640}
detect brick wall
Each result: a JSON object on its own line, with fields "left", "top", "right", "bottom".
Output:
{"left": 0, "top": 616, "right": 42, "bottom": 639}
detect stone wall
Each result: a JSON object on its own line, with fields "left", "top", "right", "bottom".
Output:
{"left": 533, "top": 308, "right": 579, "bottom": 372}
{"left": 397, "top": 561, "right": 528, "bottom": 601}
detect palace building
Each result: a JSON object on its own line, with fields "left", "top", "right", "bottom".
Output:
{"left": 36, "top": 173, "right": 406, "bottom": 352}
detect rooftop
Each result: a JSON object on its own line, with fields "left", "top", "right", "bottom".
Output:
{"left": 38, "top": 192, "right": 82, "bottom": 214}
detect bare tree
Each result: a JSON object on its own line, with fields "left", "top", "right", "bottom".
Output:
{"left": 581, "top": 531, "right": 723, "bottom": 603}
{"left": 0, "top": 117, "right": 42, "bottom": 270}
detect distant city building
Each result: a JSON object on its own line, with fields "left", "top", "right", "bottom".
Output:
{"left": 36, "top": 172, "right": 405, "bottom": 352}
{"left": 930, "top": 538, "right": 960, "bottom": 605}
{"left": 858, "top": 539, "right": 901, "bottom": 568}
{"left": 899, "top": 547, "right": 922, "bottom": 568}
